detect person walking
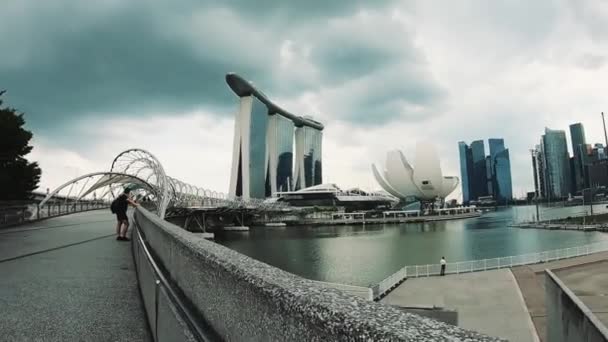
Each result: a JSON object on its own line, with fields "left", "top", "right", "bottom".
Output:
{"left": 112, "top": 188, "right": 138, "bottom": 241}
{"left": 440, "top": 256, "right": 447, "bottom": 276}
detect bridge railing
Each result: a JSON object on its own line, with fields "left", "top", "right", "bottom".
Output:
{"left": 373, "top": 240, "right": 608, "bottom": 300}
{"left": 133, "top": 206, "right": 499, "bottom": 341}
{"left": 0, "top": 200, "right": 109, "bottom": 228}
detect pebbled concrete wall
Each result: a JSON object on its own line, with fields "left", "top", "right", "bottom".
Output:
{"left": 134, "top": 207, "right": 503, "bottom": 341}
{"left": 546, "top": 270, "right": 608, "bottom": 342}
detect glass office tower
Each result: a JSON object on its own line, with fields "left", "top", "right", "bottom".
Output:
{"left": 488, "top": 138, "right": 513, "bottom": 202}
{"left": 294, "top": 126, "right": 323, "bottom": 190}
{"left": 494, "top": 149, "right": 513, "bottom": 201}
{"left": 265, "top": 114, "right": 294, "bottom": 196}
{"left": 470, "top": 140, "right": 488, "bottom": 200}
{"left": 569, "top": 123, "right": 587, "bottom": 193}
{"left": 458, "top": 142, "right": 473, "bottom": 204}
{"left": 542, "top": 128, "right": 571, "bottom": 199}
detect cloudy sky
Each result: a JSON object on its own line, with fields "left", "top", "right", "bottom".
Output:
{"left": 2, "top": 0, "right": 607, "bottom": 200}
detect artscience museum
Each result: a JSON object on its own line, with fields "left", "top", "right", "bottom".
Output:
{"left": 372, "top": 143, "right": 459, "bottom": 202}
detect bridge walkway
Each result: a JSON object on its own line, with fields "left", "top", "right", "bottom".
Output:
{"left": 0, "top": 210, "right": 151, "bottom": 341}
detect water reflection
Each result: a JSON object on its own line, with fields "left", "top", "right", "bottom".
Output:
{"left": 216, "top": 205, "right": 608, "bottom": 286}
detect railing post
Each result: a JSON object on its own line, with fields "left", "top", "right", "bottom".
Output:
{"left": 426, "top": 265, "right": 429, "bottom": 277}
{"left": 37, "top": 204, "right": 40, "bottom": 220}
{"left": 416, "top": 266, "right": 419, "bottom": 277}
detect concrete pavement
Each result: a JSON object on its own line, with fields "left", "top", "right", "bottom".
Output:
{"left": 512, "top": 251, "right": 608, "bottom": 341}
{"left": 0, "top": 210, "right": 151, "bottom": 341}
{"left": 381, "top": 269, "right": 538, "bottom": 342}
{"left": 555, "top": 260, "right": 608, "bottom": 328}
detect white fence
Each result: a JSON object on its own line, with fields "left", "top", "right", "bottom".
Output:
{"left": 373, "top": 240, "right": 608, "bottom": 300}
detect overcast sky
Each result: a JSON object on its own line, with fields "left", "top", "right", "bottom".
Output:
{"left": 2, "top": 0, "right": 608, "bottom": 200}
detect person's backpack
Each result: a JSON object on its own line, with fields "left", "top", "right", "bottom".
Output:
{"left": 110, "top": 198, "right": 118, "bottom": 214}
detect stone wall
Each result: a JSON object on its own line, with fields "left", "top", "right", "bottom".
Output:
{"left": 546, "top": 270, "right": 608, "bottom": 342}
{"left": 134, "top": 207, "right": 503, "bottom": 341}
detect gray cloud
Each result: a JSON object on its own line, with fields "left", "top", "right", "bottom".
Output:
{"left": 1, "top": 0, "right": 443, "bottom": 134}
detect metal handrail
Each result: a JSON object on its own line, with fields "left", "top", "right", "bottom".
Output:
{"left": 0, "top": 201, "right": 109, "bottom": 227}
{"left": 374, "top": 240, "right": 608, "bottom": 299}
{"left": 133, "top": 214, "right": 218, "bottom": 341}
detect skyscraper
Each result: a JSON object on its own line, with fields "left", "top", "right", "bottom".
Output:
{"left": 458, "top": 138, "right": 512, "bottom": 204}
{"left": 226, "top": 73, "right": 324, "bottom": 199}
{"left": 541, "top": 128, "right": 571, "bottom": 199}
{"left": 493, "top": 148, "right": 513, "bottom": 201}
{"left": 569, "top": 123, "right": 587, "bottom": 193}
{"left": 293, "top": 125, "right": 323, "bottom": 190}
{"left": 531, "top": 146, "right": 546, "bottom": 199}
{"left": 470, "top": 140, "right": 488, "bottom": 200}
{"left": 488, "top": 138, "right": 513, "bottom": 202}
{"left": 458, "top": 142, "right": 473, "bottom": 203}
{"left": 265, "top": 114, "right": 295, "bottom": 195}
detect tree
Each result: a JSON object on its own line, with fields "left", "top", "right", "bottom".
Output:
{"left": 0, "top": 91, "right": 41, "bottom": 201}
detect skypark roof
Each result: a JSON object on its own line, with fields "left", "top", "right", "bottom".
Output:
{"left": 225, "top": 73, "right": 324, "bottom": 130}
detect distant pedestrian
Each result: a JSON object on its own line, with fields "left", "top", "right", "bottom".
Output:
{"left": 440, "top": 256, "right": 446, "bottom": 276}
{"left": 111, "top": 189, "right": 138, "bottom": 241}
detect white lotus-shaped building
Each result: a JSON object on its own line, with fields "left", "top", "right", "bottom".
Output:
{"left": 371, "top": 143, "right": 459, "bottom": 201}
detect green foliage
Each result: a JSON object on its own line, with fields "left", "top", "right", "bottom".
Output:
{"left": 0, "top": 91, "right": 41, "bottom": 200}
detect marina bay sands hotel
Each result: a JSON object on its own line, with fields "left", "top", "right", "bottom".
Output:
{"left": 225, "top": 73, "right": 324, "bottom": 199}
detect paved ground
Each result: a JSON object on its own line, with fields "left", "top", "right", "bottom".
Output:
{"left": 512, "top": 251, "right": 608, "bottom": 342}
{"left": 381, "top": 269, "right": 538, "bottom": 342}
{"left": 555, "top": 260, "right": 608, "bottom": 327}
{"left": 0, "top": 210, "right": 151, "bottom": 341}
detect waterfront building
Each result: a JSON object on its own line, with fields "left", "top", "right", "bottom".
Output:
{"left": 458, "top": 140, "right": 488, "bottom": 204}
{"left": 458, "top": 142, "right": 473, "bottom": 203}
{"left": 471, "top": 140, "right": 488, "bottom": 200}
{"left": 541, "top": 128, "right": 571, "bottom": 199}
{"left": 531, "top": 145, "right": 547, "bottom": 199}
{"left": 459, "top": 138, "right": 512, "bottom": 204}
{"left": 372, "top": 143, "right": 459, "bottom": 202}
{"left": 293, "top": 124, "right": 323, "bottom": 190}
{"left": 569, "top": 123, "right": 587, "bottom": 193}
{"left": 265, "top": 114, "right": 295, "bottom": 194}
{"left": 272, "top": 183, "right": 395, "bottom": 210}
{"left": 226, "top": 73, "right": 324, "bottom": 199}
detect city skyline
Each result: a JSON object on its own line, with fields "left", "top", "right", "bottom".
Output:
{"left": 2, "top": 1, "right": 607, "bottom": 201}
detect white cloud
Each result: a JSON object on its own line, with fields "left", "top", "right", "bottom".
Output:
{"left": 30, "top": 110, "right": 234, "bottom": 194}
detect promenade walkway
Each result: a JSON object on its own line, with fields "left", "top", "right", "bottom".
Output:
{"left": 512, "top": 250, "right": 608, "bottom": 342}
{"left": 0, "top": 210, "right": 151, "bottom": 341}
{"left": 381, "top": 269, "right": 538, "bottom": 342}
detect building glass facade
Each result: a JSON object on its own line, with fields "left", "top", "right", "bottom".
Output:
{"left": 542, "top": 128, "right": 571, "bottom": 199}
{"left": 459, "top": 138, "right": 512, "bottom": 204}
{"left": 470, "top": 140, "right": 488, "bottom": 200}
{"left": 227, "top": 74, "right": 324, "bottom": 199}
{"left": 488, "top": 138, "right": 512, "bottom": 202}
{"left": 533, "top": 144, "right": 547, "bottom": 199}
{"left": 294, "top": 126, "right": 323, "bottom": 190}
{"left": 458, "top": 142, "right": 473, "bottom": 204}
{"left": 265, "top": 114, "right": 294, "bottom": 196}
{"left": 494, "top": 149, "right": 513, "bottom": 201}
{"left": 569, "top": 123, "right": 587, "bottom": 193}
{"left": 247, "top": 97, "right": 269, "bottom": 198}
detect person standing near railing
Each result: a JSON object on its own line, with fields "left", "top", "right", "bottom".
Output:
{"left": 111, "top": 188, "right": 138, "bottom": 241}
{"left": 440, "top": 256, "right": 447, "bottom": 276}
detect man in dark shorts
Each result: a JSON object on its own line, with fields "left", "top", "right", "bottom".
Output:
{"left": 114, "top": 189, "right": 138, "bottom": 241}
